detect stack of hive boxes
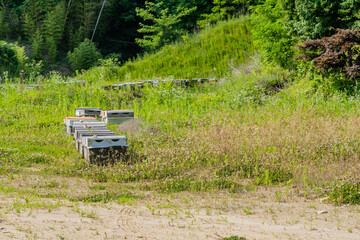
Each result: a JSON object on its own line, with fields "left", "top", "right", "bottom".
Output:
{"left": 64, "top": 107, "right": 134, "bottom": 165}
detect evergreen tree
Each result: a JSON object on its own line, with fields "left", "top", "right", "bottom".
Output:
{"left": 67, "top": 38, "right": 102, "bottom": 70}
{"left": 136, "top": 1, "right": 196, "bottom": 51}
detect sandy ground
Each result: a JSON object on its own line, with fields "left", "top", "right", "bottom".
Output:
{"left": 0, "top": 189, "right": 359, "bottom": 240}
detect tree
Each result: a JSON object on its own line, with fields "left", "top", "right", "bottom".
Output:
{"left": 0, "top": 41, "right": 19, "bottom": 74}
{"left": 199, "top": 0, "right": 263, "bottom": 27}
{"left": 0, "top": 41, "right": 28, "bottom": 76}
{"left": 290, "top": 0, "right": 342, "bottom": 40}
{"left": 339, "top": 0, "right": 360, "bottom": 29}
{"left": 67, "top": 38, "right": 102, "bottom": 70}
{"left": 297, "top": 29, "right": 360, "bottom": 80}
{"left": 251, "top": 0, "right": 295, "bottom": 67}
{"left": 43, "top": 1, "right": 66, "bottom": 61}
{"left": 136, "top": 1, "right": 196, "bottom": 52}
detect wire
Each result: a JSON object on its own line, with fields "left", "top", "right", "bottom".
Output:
{"left": 91, "top": 0, "right": 107, "bottom": 42}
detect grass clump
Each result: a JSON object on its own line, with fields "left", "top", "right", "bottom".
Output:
{"left": 223, "top": 236, "right": 246, "bottom": 240}
{"left": 75, "top": 192, "right": 139, "bottom": 204}
{"left": 328, "top": 182, "right": 360, "bottom": 205}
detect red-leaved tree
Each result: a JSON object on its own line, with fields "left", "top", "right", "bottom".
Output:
{"left": 297, "top": 29, "right": 360, "bottom": 79}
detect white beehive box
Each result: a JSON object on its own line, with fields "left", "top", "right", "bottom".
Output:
{"left": 83, "top": 136, "right": 129, "bottom": 165}
{"left": 75, "top": 107, "right": 101, "bottom": 117}
{"left": 73, "top": 127, "right": 110, "bottom": 140}
{"left": 76, "top": 131, "right": 115, "bottom": 154}
{"left": 70, "top": 122, "right": 106, "bottom": 136}
{"left": 84, "top": 136, "right": 128, "bottom": 149}
{"left": 101, "top": 110, "right": 134, "bottom": 125}
{"left": 64, "top": 117, "right": 98, "bottom": 133}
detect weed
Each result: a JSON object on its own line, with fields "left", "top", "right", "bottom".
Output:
{"left": 223, "top": 236, "right": 246, "bottom": 240}
{"left": 73, "top": 192, "right": 138, "bottom": 204}
{"left": 242, "top": 208, "right": 252, "bottom": 215}
{"left": 328, "top": 182, "right": 360, "bottom": 205}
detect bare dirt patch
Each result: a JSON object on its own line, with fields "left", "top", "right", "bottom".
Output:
{"left": 0, "top": 189, "right": 359, "bottom": 240}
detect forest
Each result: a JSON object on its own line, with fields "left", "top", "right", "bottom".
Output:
{"left": 1, "top": 0, "right": 360, "bottom": 78}
{"left": 0, "top": 0, "right": 247, "bottom": 76}
{"left": 1, "top": 0, "right": 360, "bottom": 80}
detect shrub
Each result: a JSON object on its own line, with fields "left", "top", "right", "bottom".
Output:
{"left": 0, "top": 41, "right": 28, "bottom": 76}
{"left": 297, "top": 29, "right": 360, "bottom": 80}
{"left": 0, "top": 42, "right": 18, "bottom": 74}
{"left": 328, "top": 181, "right": 360, "bottom": 205}
{"left": 67, "top": 39, "right": 102, "bottom": 70}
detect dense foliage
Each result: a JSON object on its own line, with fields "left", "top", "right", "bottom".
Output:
{"left": 251, "top": 0, "right": 295, "bottom": 67}
{"left": 0, "top": 42, "right": 19, "bottom": 74}
{"left": 67, "top": 39, "right": 102, "bottom": 70}
{"left": 298, "top": 29, "right": 360, "bottom": 79}
{"left": 136, "top": 1, "right": 197, "bottom": 51}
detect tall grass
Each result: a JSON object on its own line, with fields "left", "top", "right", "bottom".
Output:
{"left": 2, "top": 70, "right": 360, "bottom": 194}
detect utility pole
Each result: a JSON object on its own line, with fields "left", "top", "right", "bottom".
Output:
{"left": 91, "top": 0, "right": 107, "bottom": 42}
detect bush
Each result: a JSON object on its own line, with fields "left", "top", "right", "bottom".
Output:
{"left": 0, "top": 42, "right": 18, "bottom": 74}
{"left": 328, "top": 181, "right": 360, "bottom": 205}
{"left": 0, "top": 41, "right": 28, "bottom": 76}
{"left": 67, "top": 39, "right": 102, "bottom": 70}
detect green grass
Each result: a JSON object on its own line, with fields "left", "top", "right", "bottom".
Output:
{"left": 74, "top": 192, "right": 139, "bottom": 204}
{"left": 0, "top": 16, "right": 360, "bottom": 206}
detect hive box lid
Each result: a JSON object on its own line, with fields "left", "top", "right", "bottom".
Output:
{"left": 76, "top": 107, "right": 102, "bottom": 117}
{"left": 101, "top": 110, "right": 134, "bottom": 118}
{"left": 64, "top": 117, "right": 97, "bottom": 125}
{"left": 84, "top": 136, "right": 128, "bottom": 148}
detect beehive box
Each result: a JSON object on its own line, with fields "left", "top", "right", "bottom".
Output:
{"left": 83, "top": 136, "right": 129, "bottom": 165}
{"left": 64, "top": 117, "right": 98, "bottom": 134}
{"left": 70, "top": 122, "right": 106, "bottom": 135}
{"left": 84, "top": 146, "right": 128, "bottom": 165}
{"left": 101, "top": 110, "right": 134, "bottom": 125}
{"left": 64, "top": 117, "right": 97, "bottom": 125}
{"left": 73, "top": 126, "right": 110, "bottom": 140}
{"left": 75, "top": 107, "right": 101, "bottom": 117}
{"left": 76, "top": 131, "right": 115, "bottom": 154}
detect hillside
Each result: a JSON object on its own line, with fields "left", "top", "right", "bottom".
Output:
{"left": 82, "top": 17, "right": 254, "bottom": 83}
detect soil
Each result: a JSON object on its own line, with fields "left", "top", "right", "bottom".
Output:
{"left": 0, "top": 189, "right": 359, "bottom": 240}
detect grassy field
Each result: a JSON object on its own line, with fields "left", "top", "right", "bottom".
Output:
{"left": 0, "top": 16, "right": 360, "bottom": 209}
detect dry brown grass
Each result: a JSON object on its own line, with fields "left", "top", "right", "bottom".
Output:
{"left": 131, "top": 110, "right": 360, "bottom": 188}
